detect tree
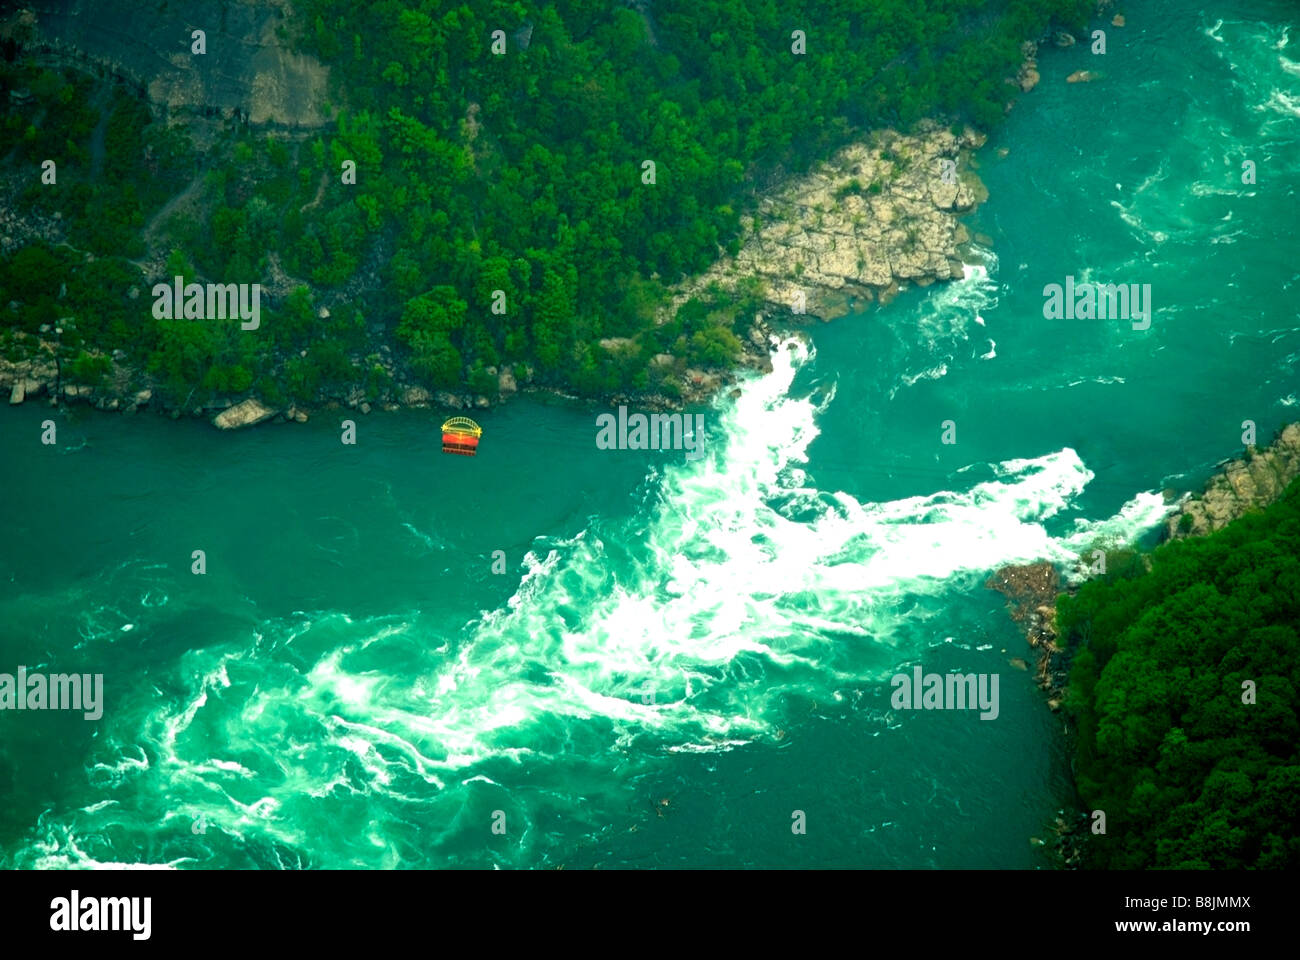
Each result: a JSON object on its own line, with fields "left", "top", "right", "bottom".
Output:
{"left": 531, "top": 267, "right": 577, "bottom": 374}
{"left": 1059, "top": 478, "right": 1300, "bottom": 869}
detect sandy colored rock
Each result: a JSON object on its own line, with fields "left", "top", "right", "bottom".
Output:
{"left": 212, "top": 397, "right": 276, "bottom": 430}
{"left": 1166, "top": 423, "right": 1300, "bottom": 539}
{"left": 670, "top": 121, "right": 987, "bottom": 324}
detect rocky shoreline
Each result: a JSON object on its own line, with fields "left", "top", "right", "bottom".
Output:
{"left": 986, "top": 562, "right": 1067, "bottom": 709}
{"left": 672, "top": 119, "right": 989, "bottom": 324}
{"left": 2, "top": 7, "right": 1119, "bottom": 428}
{"left": 2, "top": 116, "right": 987, "bottom": 428}
{"left": 987, "top": 419, "right": 1300, "bottom": 867}
{"left": 0, "top": 318, "right": 784, "bottom": 426}
{"left": 1163, "top": 422, "right": 1300, "bottom": 539}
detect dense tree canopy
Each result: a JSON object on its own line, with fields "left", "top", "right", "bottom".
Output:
{"left": 1, "top": 0, "right": 1093, "bottom": 403}
{"left": 1059, "top": 480, "right": 1300, "bottom": 869}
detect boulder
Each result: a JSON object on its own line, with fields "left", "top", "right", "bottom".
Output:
{"left": 498, "top": 367, "right": 518, "bottom": 394}
{"left": 402, "top": 386, "right": 431, "bottom": 406}
{"left": 212, "top": 397, "right": 276, "bottom": 430}
{"left": 1067, "top": 70, "right": 1098, "bottom": 84}
{"left": 8, "top": 382, "right": 23, "bottom": 404}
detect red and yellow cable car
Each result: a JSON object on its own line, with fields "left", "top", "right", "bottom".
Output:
{"left": 441, "top": 416, "right": 482, "bottom": 456}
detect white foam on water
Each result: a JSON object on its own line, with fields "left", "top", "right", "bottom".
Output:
{"left": 899, "top": 363, "right": 949, "bottom": 387}
{"left": 11, "top": 335, "right": 1174, "bottom": 869}
{"left": 1064, "top": 375, "right": 1126, "bottom": 388}
{"left": 889, "top": 255, "right": 999, "bottom": 398}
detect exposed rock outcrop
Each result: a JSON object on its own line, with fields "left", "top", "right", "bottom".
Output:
{"left": 16, "top": 1, "right": 333, "bottom": 128}
{"left": 212, "top": 397, "right": 275, "bottom": 430}
{"left": 401, "top": 386, "right": 431, "bottom": 407}
{"left": 986, "top": 562, "right": 1068, "bottom": 701}
{"left": 1013, "top": 41, "right": 1040, "bottom": 92}
{"left": 1165, "top": 423, "right": 1300, "bottom": 539}
{"left": 672, "top": 121, "right": 987, "bottom": 324}
{"left": 0, "top": 348, "right": 58, "bottom": 403}
{"left": 989, "top": 422, "right": 1300, "bottom": 707}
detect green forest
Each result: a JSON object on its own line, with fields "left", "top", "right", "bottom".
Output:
{"left": 1059, "top": 479, "right": 1300, "bottom": 869}
{"left": 1, "top": 0, "right": 1093, "bottom": 407}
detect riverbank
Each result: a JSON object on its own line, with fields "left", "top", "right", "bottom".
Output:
{"left": 1, "top": 0, "right": 1114, "bottom": 429}
{"left": 991, "top": 422, "right": 1300, "bottom": 706}
{"left": 2, "top": 116, "right": 992, "bottom": 427}
{"left": 987, "top": 420, "right": 1300, "bottom": 866}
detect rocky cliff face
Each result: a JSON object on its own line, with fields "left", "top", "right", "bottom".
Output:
{"left": 1164, "top": 423, "right": 1300, "bottom": 539}
{"left": 672, "top": 120, "right": 988, "bottom": 323}
{"left": 11, "top": 0, "right": 332, "bottom": 128}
